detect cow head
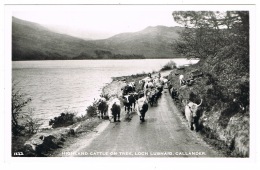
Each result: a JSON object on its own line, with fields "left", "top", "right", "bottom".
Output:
{"left": 128, "top": 82, "right": 136, "bottom": 87}
{"left": 187, "top": 99, "right": 203, "bottom": 118}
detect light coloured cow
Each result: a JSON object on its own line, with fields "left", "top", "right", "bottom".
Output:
{"left": 160, "top": 77, "right": 168, "bottom": 84}
{"left": 128, "top": 81, "right": 135, "bottom": 88}
{"left": 136, "top": 94, "right": 149, "bottom": 122}
{"left": 179, "top": 75, "right": 186, "bottom": 86}
{"left": 185, "top": 99, "right": 203, "bottom": 130}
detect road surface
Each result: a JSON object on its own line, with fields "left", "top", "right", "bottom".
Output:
{"left": 56, "top": 88, "right": 223, "bottom": 157}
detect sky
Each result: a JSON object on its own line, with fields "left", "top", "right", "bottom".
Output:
{"left": 12, "top": 5, "right": 180, "bottom": 39}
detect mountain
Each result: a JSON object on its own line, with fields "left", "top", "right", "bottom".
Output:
{"left": 12, "top": 17, "right": 183, "bottom": 60}
{"left": 91, "top": 26, "right": 183, "bottom": 58}
{"left": 12, "top": 17, "right": 108, "bottom": 60}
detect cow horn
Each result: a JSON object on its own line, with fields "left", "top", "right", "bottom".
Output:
{"left": 198, "top": 99, "right": 203, "bottom": 106}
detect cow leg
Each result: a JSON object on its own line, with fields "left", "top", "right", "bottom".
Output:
{"left": 117, "top": 112, "right": 120, "bottom": 122}
{"left": 126, "top": 105, "right": 130, "bottom": 114}
{"left": 126, "top": 106, "right": 128, "bottom": 114}
{"left": 141, "top": 112, "right": 145, "bottom": 122}
{"left": 149, "top": 98, "right": 152, "bottom": 107}
{"left": 101, "top": 111, "right": 103, "bottom": 119}
{"left": 130, "top": 104, "right": 133, "bottom": 112}
{"left": 113, "top": 114, "right": 117, "bottom": 122}
{"left": 128, "top": 106, "right": 131, "bottom": 114}
{"left": 193, "top": 123, "right": 196, "bottom": 131}
{"left": 190, "top": 122, "right": 194, "bottom": 130}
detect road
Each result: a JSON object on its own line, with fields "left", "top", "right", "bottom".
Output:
{"left": 57, "top": 87, "right": 223, "bottom": 157}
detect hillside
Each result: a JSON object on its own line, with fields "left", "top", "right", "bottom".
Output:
{"left": 12, "top": 17, "right": 109, "bottom": 60}
{"left": 12, "top": 17, "right": 182, "bottom": 60}
{"left": 166, "top": 12, "right": 249, "bottom": 157}
{"left": 92, "top": 26, "right": 183, "bottom": 58}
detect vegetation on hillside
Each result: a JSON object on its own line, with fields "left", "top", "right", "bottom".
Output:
{"left": 12, "top": 17, "right": 99, "bottom": 60}
{"left": 73, "top": 50, "right": 145, "bottom": 60}
{"left": 170, "top": 11, "right": 249, "bottom": 157}
{"left": 92, "top": 26, "right": 183, "bottom": 58}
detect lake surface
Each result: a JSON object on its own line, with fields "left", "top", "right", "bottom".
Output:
{"left": 12, "top": 59, "right": 198, "bottom": 128}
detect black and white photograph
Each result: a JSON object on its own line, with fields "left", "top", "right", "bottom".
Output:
{"left": 2, "top": 1, "right": 258, "bottom": 168}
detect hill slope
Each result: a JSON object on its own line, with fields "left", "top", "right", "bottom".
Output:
{"left": 12, "top": 17, "right": 182, "bottom": 60}
{"left": 92, "top": 26, "right": 183, "bottom": 58}
{"left": 12, "top": 17, "right": 107, "bottom": 60}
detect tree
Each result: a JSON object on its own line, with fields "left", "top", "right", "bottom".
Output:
{"left": 172, "top": 11, "right": 250, "bottom": 112}
{"left": 12, "top": 85, "right": 31, "bottom": 135}
{"left": 172, "top": 11, "right": 249, "bottom": 62}
{"left": 12, "top": 84, "right": 41, "bottom": 135}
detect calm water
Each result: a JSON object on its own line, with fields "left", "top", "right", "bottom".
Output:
{"left": 12, "top": 59, "right": 198, "bottom": 128}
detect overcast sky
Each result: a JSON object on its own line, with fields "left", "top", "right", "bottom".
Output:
{"left": 12, "top": 5, "right": 180, "bottom": 39}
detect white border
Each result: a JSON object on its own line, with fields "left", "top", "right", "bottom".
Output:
{"left": 1, "top": 1, "right": 259, "bottom": 170}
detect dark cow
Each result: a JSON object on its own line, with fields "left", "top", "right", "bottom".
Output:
{"left": 121, "top": 82, "right": 136, "bottom": 96}
{"left": 108, "top": 98, "right": 121, "bottom": 122}
{"left": 97, "top": 100, "right": 108, "bottom": 119}
{"left": 111, "top": 103, "right": 121, "bottom": 122}
{"left": 156, "top": 84, "right": 163, "bottom": 99}
{"left": 122, "top": 93, "right": 138, "bottom": 114}
{"left": 171, "top": 88, "right": 179, "bottom": 101}
{"left": 147, "top": 89, "right": 157, "bottom": 107}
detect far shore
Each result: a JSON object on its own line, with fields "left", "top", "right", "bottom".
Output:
{"left": 12, "top": 57, "right": 191, "bottom": 61}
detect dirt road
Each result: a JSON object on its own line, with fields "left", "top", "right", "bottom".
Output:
{"left": 54, "top": 87, "right": 223, "bottom": 157}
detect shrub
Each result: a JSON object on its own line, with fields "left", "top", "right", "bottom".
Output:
{"left": 160, "top": 60, "right": 177, "bottom": 71}
{"left": 23, "top": 109, "right": 42, "bottom": 134}
{"left": 49, "top": 111, "right": 76, "bottom": 128}
{"left": 86, "top": 105, "right": 98, "bottom": 117}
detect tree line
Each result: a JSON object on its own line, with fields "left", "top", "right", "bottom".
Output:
{"left": 73, "top": 50, "right": 145, "bottom": 60}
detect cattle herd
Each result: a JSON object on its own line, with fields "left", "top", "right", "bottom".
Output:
{"left": 95, "top": 73, "right": 203, "bottom": 130}
{"left": 95, "top": 73, "right": 167, "bottom": 123}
